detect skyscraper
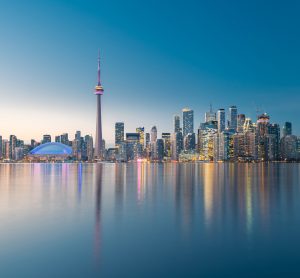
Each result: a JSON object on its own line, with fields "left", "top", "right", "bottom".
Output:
{"left": 184, "top": 133, "right": 196, "bottom": 151}
{"left": 60, "top": 133, "right": 69, "bottom": 145}
{"left": 283, "top": 122, "right": 292, "bottom": 137}
{"left": 94, "top": 51, "right": 104, "bottom": 159}
{"left": 126, "top": 133, "right": 141, "bottom": 161}
{"left": 229, "top": 106, "right": 238, "bottom": 131}
{"left": 217, "top": 109, "right": 225, "bottom": 133}
{"left": 55, "top": 136, "right": 61, "bottom": 143}
{"left": 115, "top": 122, "right": 124, "bottom": 146}
{"left": 145, "top": 133, "right": 150, "bottom": 149}
{"left": 162, "top": 133, "right": 171, "bottom": 157}
{"left": 268, "top": 123, "right": 280, "bottom": 160}
{"left": 174, "top": 115, "right": 180, "bottom": 133}
{"left": 42, "top": 134, "right": 51, "bottom": 144}
{"left": 155, "top": 139, "right": 164, "bottom": 161}
{"left": 182, "top": 108, "right": 194, "bottom": 137}
{"left": 9, "top": 135, "right": 17, "bottom": 160}
{"left": 256, "top": 113, "right": 270, "bottom": 161}
{"left": 151, "top": 126, "right": 157, "bottom": 143}
{"left": 205, "top": 104, "right": 216, "bottom": 123}
{"left": 281, "top": 135, "right": 297, "bottom": 160}
{"left": 136, "top": 127, "right": 145, "bottom": 148}
{"left": 85, "top": 135, "right": 94, "bottom": 161}
{"left": 237, "top": 114, "right": 246, "bottom": 133}
{"left": 75, "top": 131, "right": 81, "bottom": 141}
{"left": 171, "top": 132, "right": 183, "bottom": 161}
{"left": 0, "top": 136, "right": 2, "bottom": 159}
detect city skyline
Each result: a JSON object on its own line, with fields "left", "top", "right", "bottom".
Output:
{"left": 1, "top": 1, "right": 300, "bottom": 143}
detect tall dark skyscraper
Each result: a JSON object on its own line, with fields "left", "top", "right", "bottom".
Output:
{"left": 42, "top": 134, "right": 51, "bottom": 144}
{"left": 217, "top": 109, "right": 225, "bottom": 133}
{"left": 182, "top": 108, "right": 194, "bottom": 137}
{"left": 283, "top": 122, "right": 292, "bottom": 137}
{"left": 268, "top": 123, "right": 281, "bottom": 160}
{"left": 151, "top": 126, "right": 157, "bottom": 143}
{"left": 94, "top": 51, "right": 104, "bottom": 159}
{"left": 237, "top": 114, "right": 246, "bottom": 133}
{"left": 229, "top": 106, "right": 238, "bottom": 131}
{"left": 115, "top": 122, "right": 124, "bottom": 146}
{"left": 0, "top": 135, "right": 2, "bottom": 159}
{"left": 174, "top": 115, "right": 180, "bottom": 133}
{"left": 257, "top": 113, "right": 270, "bottom": 161}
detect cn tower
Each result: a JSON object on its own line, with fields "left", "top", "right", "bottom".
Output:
{"left": 94, "top": 51, "right": 104, "bottom": 160}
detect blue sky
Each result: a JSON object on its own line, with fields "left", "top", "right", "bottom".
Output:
{"left": 0, "top": 0, "right": 300, "bottom": 144}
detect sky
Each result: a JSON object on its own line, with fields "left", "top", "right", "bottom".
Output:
{"left": 0, "top": 0, "right": 300, "bottom": 145}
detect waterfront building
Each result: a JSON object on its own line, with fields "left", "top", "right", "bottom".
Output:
{"left": 4, "top": 141, "right": 10, "bottom": 160}
{"left": 182, "top": 108, "right": 194, "bottom": 137}
{"left": 171, "top": 132, "right": 183, "bottom": 161}
{"left": 243, "top": 118, "right": 256, "bottom": 132}
{"left": 115, "top": 122, "right": 124, "bottom": 146}
{"left": 155, "top": 139, "right": 164, "bottom": 161}
{"left": 217, "top": 109, "right": 225, "bottom": 133}
{"left": 233, "top": 131, "right": 257, "bottom": 161}
{"left": 85, "top": 135, "right": 94, "bottom": 161}
{"left": 198, "top": 126, "right": 217, "bottom": 161}
{"left": 145, "top": 133, "right": 150, "bottom": 148}
{"left": 151, "top": 126, "right": 157, "bottom": 143}
{"left": 184, "top": 133, "right": 196, "bottom": 151}
{"left": 268, "top": 123, "right": 281, "bottom": 160}
{"left": 205, "top": 104, "right": 216, "bottom": 123}
{"left": 228, "top": 106, "right": 238, "bottom": 132}
{"left": 75, "top": 131, "right": 81, "bottom": 141}
{"left": 9, "top": 135, "right": 17, "bottom": 160}
{"left": 237, "top": 114, "right": 246, "bottom": 133}
{"left": 283, "top": 122, "right": 292, "bottom": 137}
{"left": 60, "top": 133, "right": 69, "bottom": 146}
{"left": 145, "top": 132, "right": 150, "bottom": 158}
{"left": 116, "top": 142, "right": 127, "bottom": 162}
{"left": 280, "top": 135, "right": 297, "bottom": 161}
{"left": 0, "top": 136, "right": 2, "bottom": 159}
{"left": 15, "top": 147, "right": 24, "bottom": 161}
{"left": 198, "top": 120, "right": 218, "bottom": 161}
{"left": 297, "top": 137, "right": 300, "bottom": 160}
{"left": 72, "top": 138, "right": 82, "bottom": 161}
{"left": 217, "top": 131, "right": 233, "bottom": 161}
{"left": 55, "top": 136, "right": 61, "bottom": 143}
{"left": 136, "top": 127, "right": 145, "bottom": 148}
{"left": 162, "top": 133, "right": 171, "bottom": 157}
{"left": 42, "top": 135, "right": 51, "bottom": 144}
{"left": 126, "top": 133, "right": 141, "bottom": 161}
{"left": 107, "top": 148, "right": 118, "bottom": 161}
{"left": 256, "top": 113, "right": 270, "bottom": 161}
{"left": 174, "top": 115, "right": 181, "bottom": 133}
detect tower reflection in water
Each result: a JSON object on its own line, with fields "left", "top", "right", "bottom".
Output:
{"left": 94, "top": 163, "right": 102, "bottom": 262}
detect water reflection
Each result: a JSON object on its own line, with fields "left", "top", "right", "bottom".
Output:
{"left": 1, "top": 163, "right": 300, "bottom": 277}
{"left": 94, "top": 163, "right": 102, "bottom": 262}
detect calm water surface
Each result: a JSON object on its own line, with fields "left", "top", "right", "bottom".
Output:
{"left": 1, "top": 163, "right": 300, "bottom": 277}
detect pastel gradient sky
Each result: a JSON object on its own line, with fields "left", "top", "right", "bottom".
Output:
{"left": 1, "top": 0, "right": 300, "bottom": 144}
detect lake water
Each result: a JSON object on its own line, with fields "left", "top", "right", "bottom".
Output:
{"left": 0, "top": 163, "right": 300, "bottom": 277}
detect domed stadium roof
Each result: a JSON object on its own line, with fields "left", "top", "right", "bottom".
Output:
{"left": 30, "top": 142, "right": 72, "bottom": 156}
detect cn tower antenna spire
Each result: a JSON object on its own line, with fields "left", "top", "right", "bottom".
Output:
{"left": 97, "top": 49, "right": 101, "bottom": 86}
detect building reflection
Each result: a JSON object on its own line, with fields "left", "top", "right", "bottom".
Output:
{"left": 77, "top": 163, "right": 83, "bottom": 201}
{"left": 114, "top": 163, "right": 125, "bottom": 217}
{"left": 173, "top": 163, "right": 196, "bottom": 235}
{"left": 94, "top": 163, "right": 103, "bottom": 262}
